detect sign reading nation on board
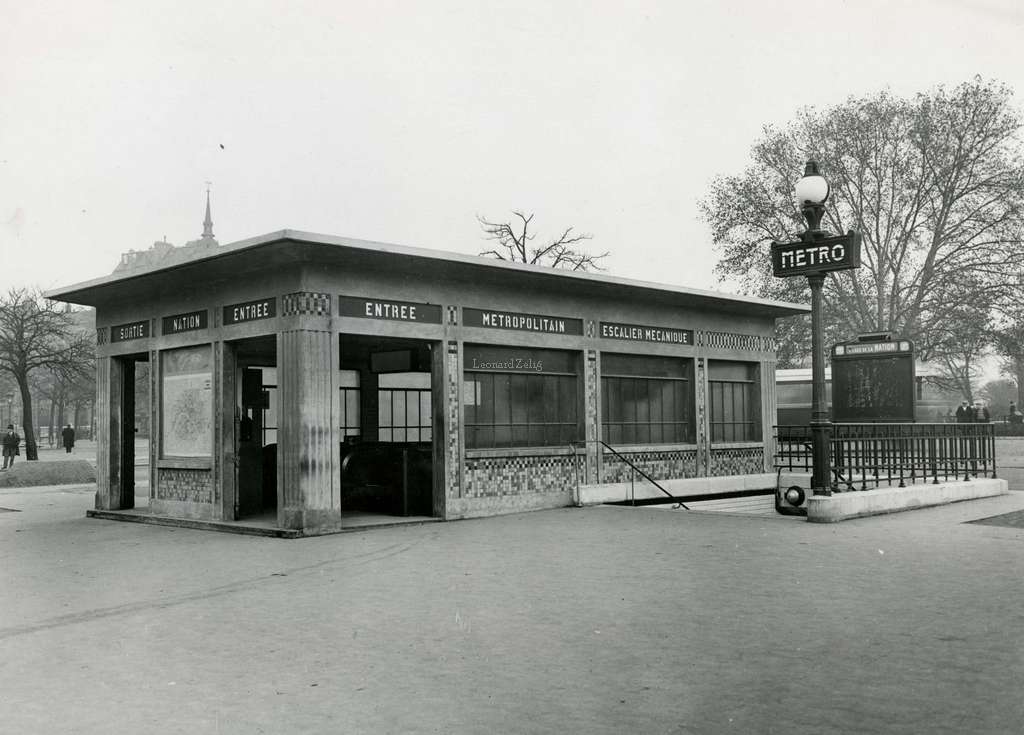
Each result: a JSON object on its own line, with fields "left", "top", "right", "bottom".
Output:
{"left": 338, "top": 296, "right": 442, "bottom": 324}
{"left": 110, "top": 320, "right": 150, "bottom": 342}
{"left": 162, "top": 309, "right": 209, "bottom": 335}
{"left": 600, "top": 322, "right": 693, "bottom": 345}
{"left": 463, "top": 307, "right": 583, "bottom": 335}
{"left": 223, "top": 298, "right": 277, "bottom": 325}
{"left": 770, "top": 231, "right": 861, "bottom": 278}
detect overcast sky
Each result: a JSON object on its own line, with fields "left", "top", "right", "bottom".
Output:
{"left": 2, "top": 0, "right": 1023, "bottom": 297}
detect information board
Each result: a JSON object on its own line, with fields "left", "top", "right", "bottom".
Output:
{"left": 831, "top": 339, "right": 915, "bottom": 422}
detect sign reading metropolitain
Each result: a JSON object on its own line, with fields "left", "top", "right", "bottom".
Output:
{"left": 463, "top": 307, "right": 583, "bottom": 336}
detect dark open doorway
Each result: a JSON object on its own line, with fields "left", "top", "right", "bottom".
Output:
{"left": 112, "top": 352, "right": 151, "bottom": 509}
{"left": 339, "top": 335, "right": 441, "bottom": 521}
{"left": 231, "top": 336, "right": 278, "bottom": 521}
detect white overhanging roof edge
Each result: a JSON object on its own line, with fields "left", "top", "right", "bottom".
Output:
{"left": 44, "top": 228, "right": 810, "bottom": 314}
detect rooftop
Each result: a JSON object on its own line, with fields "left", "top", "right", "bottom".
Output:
{"left": 46, "top": 229, "right": 810, "bottom": 318}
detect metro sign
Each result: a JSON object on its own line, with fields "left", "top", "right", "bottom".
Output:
{"left": 771, "top": 231, "right": 861, "bottom": 278}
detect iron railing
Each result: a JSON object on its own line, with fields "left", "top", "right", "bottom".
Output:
{"left": 774, "top": 423, "right": 997, "bottom": 491}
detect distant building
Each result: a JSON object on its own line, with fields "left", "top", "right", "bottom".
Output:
{"left": 113, "top": 189, "right": 219, "bottom": 273}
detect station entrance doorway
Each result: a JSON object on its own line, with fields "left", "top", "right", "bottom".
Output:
{"left": 111, "top": 352, "right": 151, "bottom": 509}
{"left": 339, "top": 335, "right": 442, "bottom": 520}
{"left": 226, "top": 335, "right": 278, "bottom": 521}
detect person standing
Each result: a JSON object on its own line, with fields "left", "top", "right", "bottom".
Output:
{"left": 61, "top": 423, "right": 76, "bottom": 453}
{"left": 972, "top": 400, "right": 991, "bottom": 423}
{"left": 955, "top": 401, "right": 972, "bottom": 423}
{"left": 2, "top": 425, "right": 20, "bottom": 470}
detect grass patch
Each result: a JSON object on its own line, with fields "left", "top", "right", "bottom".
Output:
{"left": 0, "top": 460, "right": 96, "bottom": 488}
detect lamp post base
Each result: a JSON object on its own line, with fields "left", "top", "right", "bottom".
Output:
{"left": 810, "top": 418, "right": 832, "bottom": 496}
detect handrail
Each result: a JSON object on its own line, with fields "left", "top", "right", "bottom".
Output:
{"left": 573, "top": 439, "right": 688, "bottom": 510}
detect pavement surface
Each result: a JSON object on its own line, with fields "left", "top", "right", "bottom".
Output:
{"left": 2, "top": 479, "right": 1024, "bottom": 734}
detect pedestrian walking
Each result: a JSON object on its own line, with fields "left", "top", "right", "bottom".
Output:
{"left": 2, "top": 424, "right": 21, "bottom": 470}
{"left": 61, "top": 424, "right": 76, "bottom": 453}
{"left": 955, "top": 401, "right": 972, "bottom": 423}
{"left": 972, "top": 400, "right": 991, "bottom": 423}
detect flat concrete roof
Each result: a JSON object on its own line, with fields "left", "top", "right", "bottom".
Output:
{"left": 45, "top": 229, "right": 809, "bottom": 318}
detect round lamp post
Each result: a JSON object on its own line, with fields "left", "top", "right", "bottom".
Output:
{"left": 771, "top": 161, "right": 860, "bottom": 503}
{"left": 796, "top": 161, "right": 833, "bottom": 496}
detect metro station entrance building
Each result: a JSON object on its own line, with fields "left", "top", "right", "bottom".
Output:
{"left": 48, "top": 231, "right": 806, "bottom": 535}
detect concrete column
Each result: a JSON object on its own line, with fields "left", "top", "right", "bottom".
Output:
{"left": 761, "top": 359, "right": 777, "bottom": 472}
{"left": 584, "top": 349, "right": 599, "bottom": 487}
{"left": 278, "top": 328, "right": 338, "bottom": 531}
{"left": 696, "top": 357, "right": 709, "bottom": 476}
{"left": 94, "top": 356, "right": 131, "bottom": 509}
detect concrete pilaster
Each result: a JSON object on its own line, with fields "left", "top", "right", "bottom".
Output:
{"left": 278, "top": 328, "right": 338, "bottom": 531}
{"left": 94, "top": 356, "right": 132, "bottom": 509}
{"left": 584, "top": 349, "right": 599, "bottom": 487}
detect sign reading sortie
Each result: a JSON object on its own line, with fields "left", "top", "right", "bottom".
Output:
{"left": 110, "top": 320, "right": 150, "bottom": 342}
{"left": 463, "top": 307, "right": 583, "bottom": 335}
{"left": 338, "top": 296, "right": 442, "bottom": 324}
{"left": 599, "top": 322, "right": 693, "bottom": 345}
{"left": 223, "top": 298, "right": 277, "bottom": 325}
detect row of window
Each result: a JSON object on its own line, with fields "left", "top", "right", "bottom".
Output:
{"left": 157, "top": 344, "right": 762, "bottom": 459}
{"left": 462, "top": 347, "right": 761, "bottom": 449}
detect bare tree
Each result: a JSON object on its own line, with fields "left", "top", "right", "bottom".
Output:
{"left": 0, "top": 289, "right": 92, "bottom": 460}
{"left": 478, "top": 211, "right": 608, "bottom": 271}
{"left": 700, "top": 77, "right": 1024, "bottom": 382}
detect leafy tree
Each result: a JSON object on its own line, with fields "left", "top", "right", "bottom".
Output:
{"left": 979, "top": 378, "right": 1018, "bottom": 416}
{"left": 478, "top": 211, "right": 607, "bottom": 271}
{"left": 991, "top": 292, "right": 1024, "bottom": 405}
{"left": 700, "top": 77, "right": 1024, "bottom": 378}
{"left": 0, "top": 289, "right": 93, "bottom": 460}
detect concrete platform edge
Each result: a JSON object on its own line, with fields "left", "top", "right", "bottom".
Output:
{"left": 86, "top": 509, "right": 443, "bottom": 538}
{"left": 806, "top": 478, "right": 1009, "bottom": 523}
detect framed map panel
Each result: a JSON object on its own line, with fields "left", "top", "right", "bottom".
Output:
{"left": 161, "top": 345, "right": 213, "bottom": 458}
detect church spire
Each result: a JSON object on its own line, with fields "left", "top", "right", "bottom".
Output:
{"left": 202, "top": 182, "right": 214, "bottom": 240}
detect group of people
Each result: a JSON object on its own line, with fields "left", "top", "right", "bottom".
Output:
{"left": 0, "top": 423, "right": 77, "bottom": 470}
{"left": 955, "top": 400, "right": 992, "bottom": 423}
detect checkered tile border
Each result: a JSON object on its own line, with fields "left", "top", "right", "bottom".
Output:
{"left": 708, "top": 447, "right": 766, "bottom": 476}
{"left": 446, "top": 342, "right": 461, "bottom": 498}
{"left": 157, "top": 468, "right": 213, "bottom": 503}
{"left": 697, "top": 331, "right": 774, "bottom": 352}
{"left": 96, "top": 328, "right": 108, "bottom": 345}
{"left": 464, "top": 454, "right": 582, "bottom": 498}
{"left": 601, "top": 449, "right": 698, "bottom": 483}
{"left": 282, "top": 292, "right": 331, "bottom": 316}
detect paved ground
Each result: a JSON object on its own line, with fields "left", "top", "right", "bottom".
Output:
{"left": 2, "top": 481, "right": 1024, "bottom": 734}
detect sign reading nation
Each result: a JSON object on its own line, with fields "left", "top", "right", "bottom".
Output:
{"left": 339, "top": 296, "right": 442, "bottom": 324}
{"left": 600, "top": 322, "right": 693, "bottom": 345}
{"left": 223, "top": 298, "right": 277, "bottom": 325}
{"left": 771, "top": 231, "right": 861, "bottom": 278}
{"left": 110, "top": 320, "right": 150, "bottom": 342}
{"left": 463, "top": 307, "right": 583, "bottom": 335}
{"left": 162, "top": 310, "right": 209, "bottom": 335}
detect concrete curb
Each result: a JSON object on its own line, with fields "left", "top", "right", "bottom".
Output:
{"left": 806, "top": 478, "right": 1009, "bottom": 523}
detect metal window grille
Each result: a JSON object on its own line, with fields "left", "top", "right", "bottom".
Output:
{"left": 709, "top": 379, "right": 761, "bottom": 442}
{"left": 464, "top": 372, "right": 578, "bottom": 449}
{"left": 601, "top": 376, "right": 693, "bottom": 444}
